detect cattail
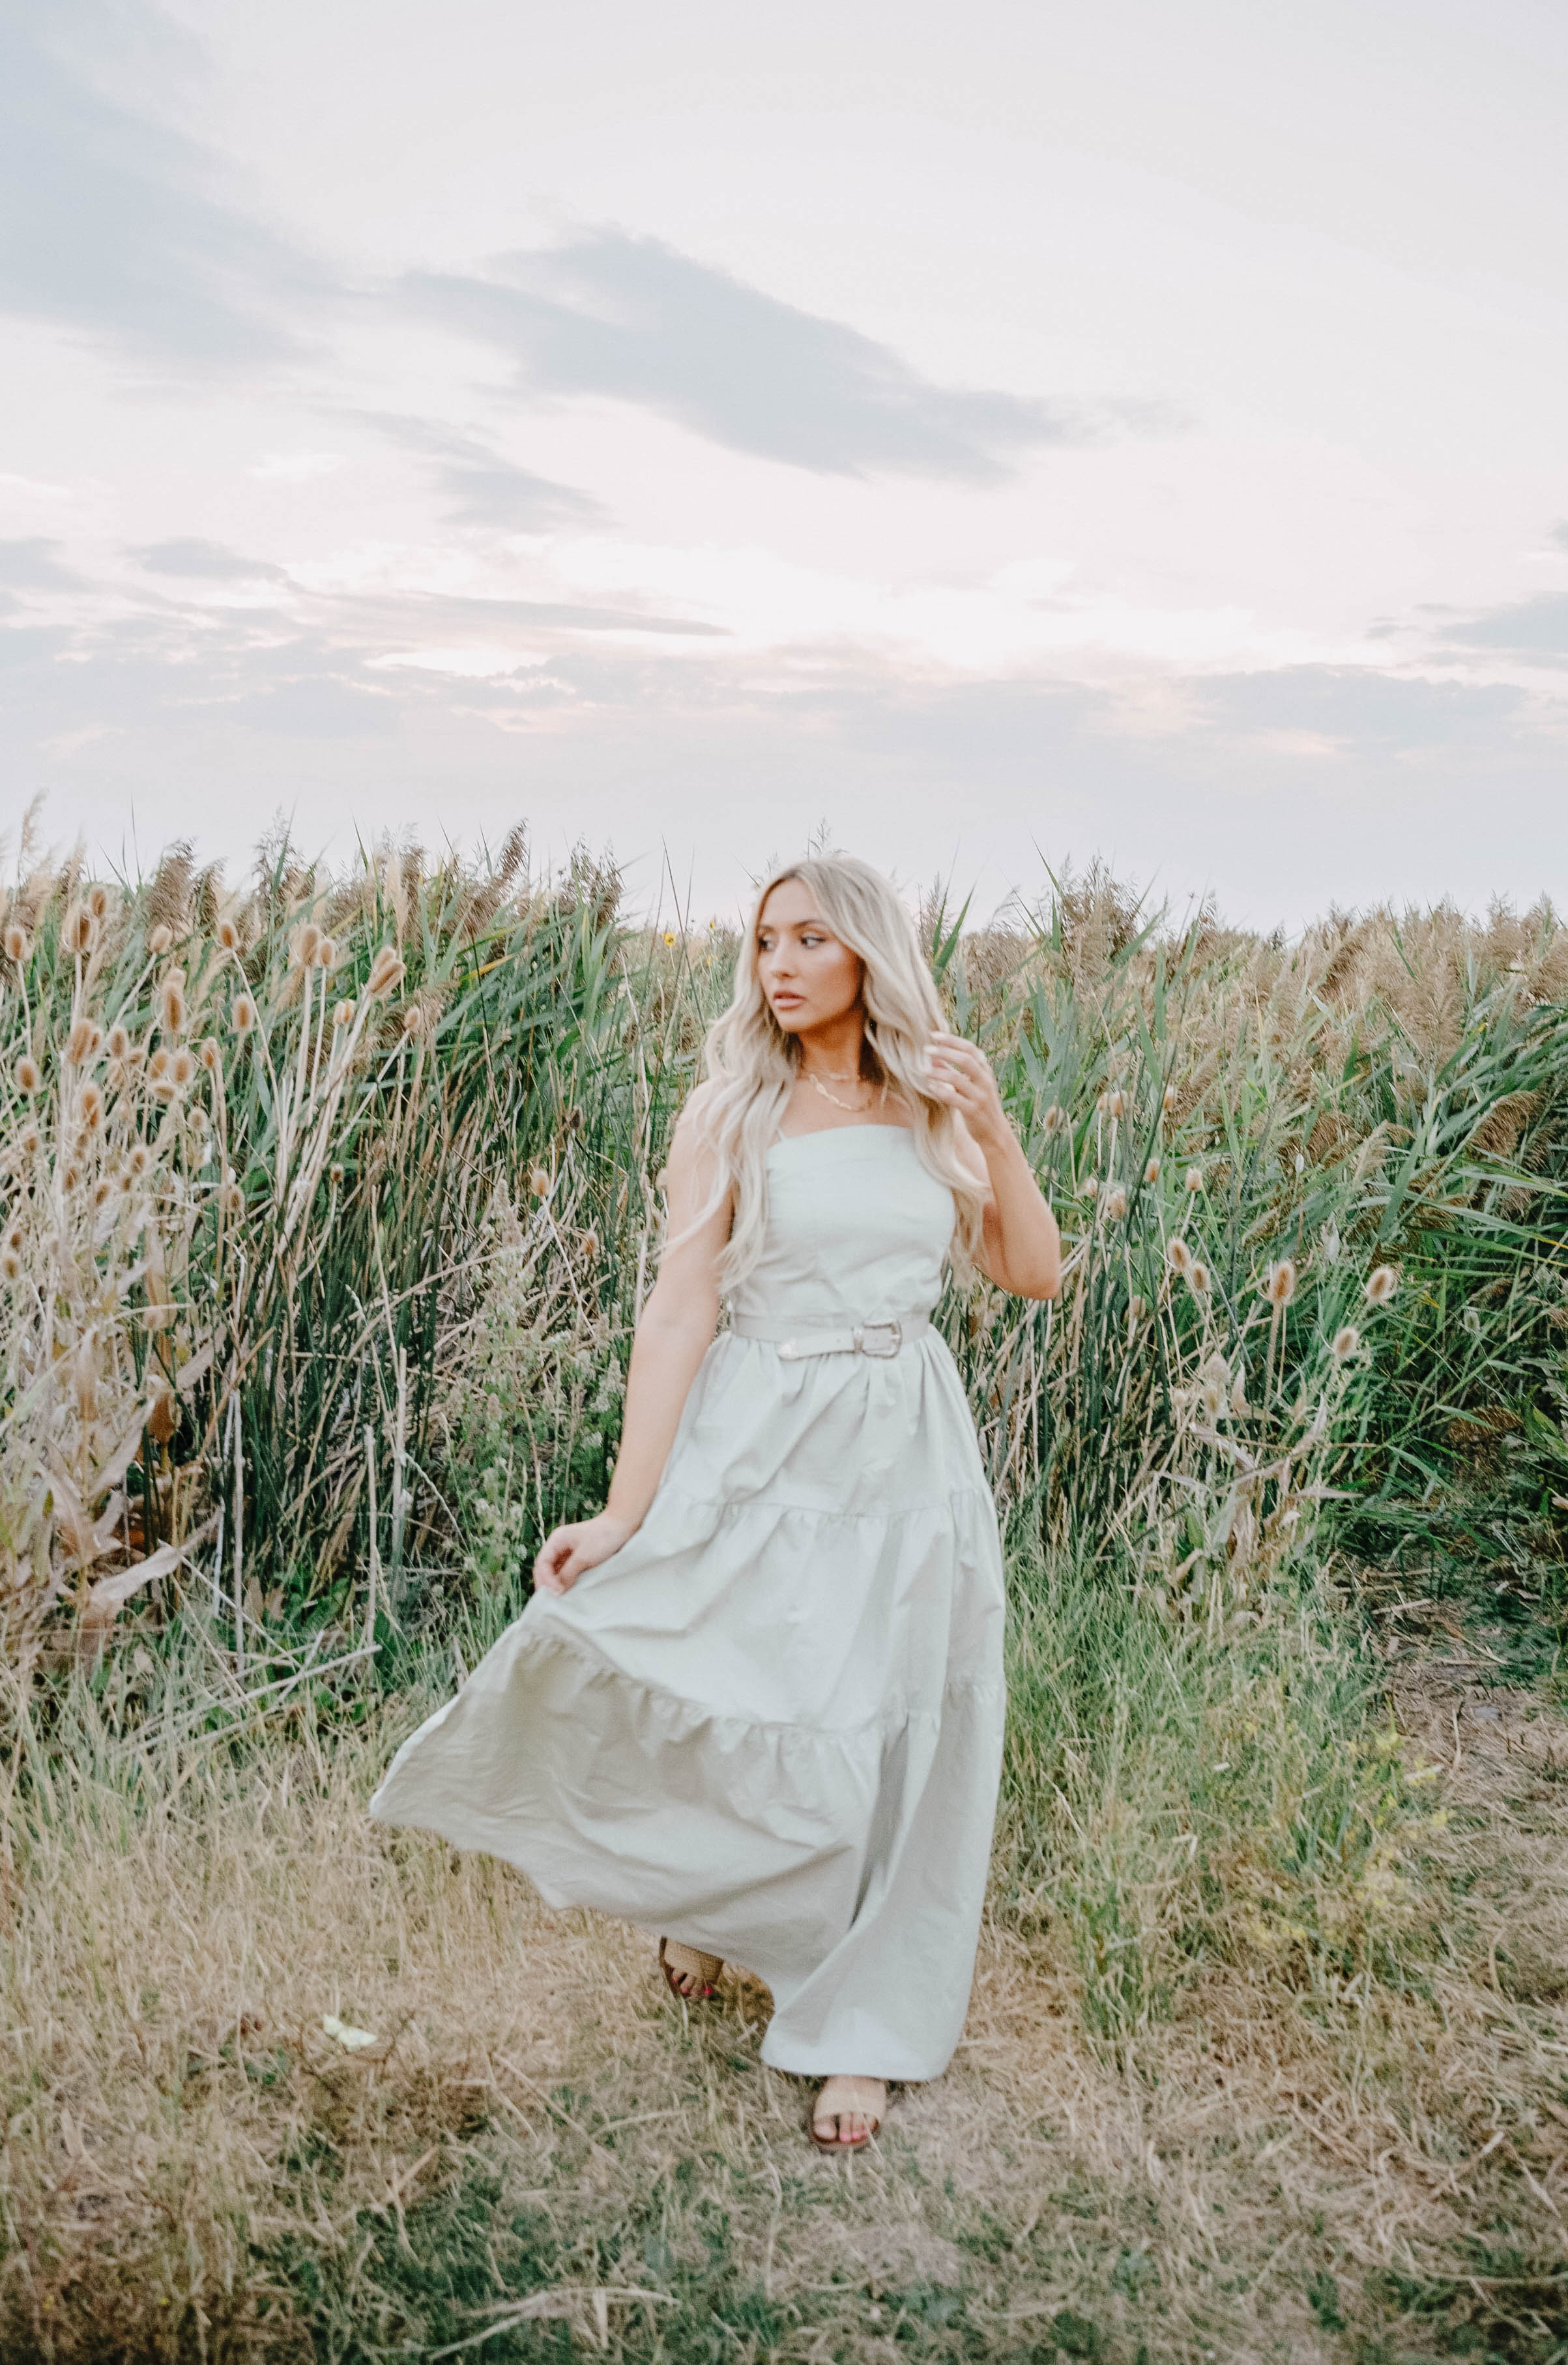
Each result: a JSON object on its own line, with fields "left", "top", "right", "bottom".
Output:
{"left": 160, "top": 975, "right": 186, "bottom": 1036}
{"left": 170, "top": 1049, "right": 195, "bottom": 1089}
{"left": 528, "top": 1162, "right": 550, "bottom": 1197}
{"left": 1101, "top": 1184, "right": 1128, "bottom": 1221}
{"left": 1167, "top": 1238, "right": 1191, "bottom": 1277}
{"left": 1188, "top": 1260, "right": 1211, "bottom": 1294}
{"left": 1265, "top": 1259, "right": 1297, "bottom": 1307}
{"left": 333, "top": 998, "right": 355, "bottom": 1029}
{"left": 1332, "top": 1324, "right": 1361, "bottom": 1361}
{"left": 1042, "top": 1104, "right": 1064, "bottom": 1134}
{"left": 5, "top": 924, "right": 29, "bottom": 963}
{"left": 217, "top": 916, "right": 241, "bottom": 951}
{"left": 199, "top": 1037, "right": 222, "bottom": 1075}
{"left": 15, "top": 1056, "right": 40, "bottom": 1094}
{"left": 64, "top": 907, "right": 96, "bottom": 955}
{"left": 80, "top": 1082, "right": 104, "bottom": 1129}
{"left": 316, "top": 936, "right": 337, "bottom": 968}
{"left": 147, "top": 923, "right": 173, "bottom": 955}
{"left": 1144, "top": 1157, "right": 1161, "bottom": 1184}
{"left": 233, "top": 995, "right": 257, "bottom": 1034}
{"left": 366, "top": 947, "right": 405, "bottom": 998}
{"left": 1365, "top": 1266, "right": 1399, "bottom": 1306}
{"left": 106, "top": 1025, "right": 130, "bottom": 1061}
{"left": 66, "top": 1018, "right": 100, "bottom": 1065}
{"left": 1185, "top": 1166, "right": 1202, "bottom": 1193}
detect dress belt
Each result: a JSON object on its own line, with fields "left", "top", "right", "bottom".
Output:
{"left": 729, "top": 1308, "right": 932, "bottom": 1361}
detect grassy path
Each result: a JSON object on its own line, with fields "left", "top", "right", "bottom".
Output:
{"left": 4, "top": 1642, "right": 1568, "bottom": 2362}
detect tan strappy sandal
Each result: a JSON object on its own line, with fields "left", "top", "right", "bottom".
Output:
{"left": 809, "top": 2075, "right": 888, "bottom": 2150}
{"left": 658, "top": 1936, "right": 723, "bottom": 2001}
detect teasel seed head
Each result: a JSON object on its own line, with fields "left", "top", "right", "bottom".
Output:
{"left": 233, "top": 995, "right": 257, "bottom": 1034}
{"left": 366, "top": 946, "right": 405, "bottom": 998}
{"left": 128, "top": 1145, "right": 151, "bottom": 1178}
{"left": 1127, "top": 1294, "right": 1148, "bottom": 1333}
{"left": 1144, "top": 1157, "right": 1161, "bottom": 1184}
{"left": 15, "top": 1056, "right": 40, "bottom": 1094}
{"left": 1107, "top": 1088, "right": 1128, "bottom": 1120}
{"left": 1230, "top": 1367, "right": 1249, "bottom": 1416}
{"left": 66, "top": 1018, "right": 99, "bottom": 1065}
{"left": 160, "top": 978, "right": 186, "bottom": 1037}
{"left": 19, "top": 1125, "right": 40, "bottom": 1158}
{"left": 1188, "top": 1260, "right": 1212, "bottom": 1294}
{"left": 170, "top": 1050, "right": 196, "bottom": 1090}
{"left": 1042, "top": 1103, "right": 1064, "bottom": 1134}
{"left": 1, "top": 1249, "right": 19, "bottom": 1283}
{"left": 528, "top": 1162, "right": 550, "bottom": 1197}
{"left": 1365, "top": 1265, "right": 1399, "bottom": 1306}
{"left": 80, "top": 1082, "right": 104, "bottom": 1129}
{"left": 199, "top": 1037, "right": 222, "bottom": 1075}
{"left": 1185, "top": 1165, "right": 1202, "bottom": 1193}
{"left": 63, "top": 1162, "right": 81, "bottom": 1193}
{"left": 1101, "top": 1183, "right": 1128, "bottom": 1221}
{"left": 329, "top": 1163, "right": 345, "bottom": 1187}
{"left": 147, "top": 923, "right": 173, "bottom": 956}
{"left": 581, "top": 1228, "right": 599, "bottom": 1262}
{"left": 316, "top": 935, "right": 337, "bottom": 969}
{"left": 295, "top": 921, "right": 322, "bottom": 969}
{"left": 1167, "top": 1237, "right": 1192, "bottom": 1277}
{"left": 148, "top": 1048, "right": 170, "bottom": 1082}
{"left": 1265, "top": 1258, "right": 1298, "bottom": 1307}
{"left": 5, "top": 924, "right": 30, "bottom": 964}
{"left": 1332, "top": 1324, "right": 1361, "bottom": 1361}
{"left": 401, "top": 1003, "right": 424, "bottom": 1036}
{"left": 333, "top": 998, "right": 355, "bottom": 1029}
{"left": 88, "top": 884, "right": 110, "bottom": 921}
{"left": 221, "top": 1174, "right": 244, "bottom": 1217}
{"left": 216, "top": 916, "right": 241, "bottom": 951}
{"left": 64, "top": 906, "right": 96, "bottom": 955}
{"left": 106, "top": 1025, "right": 130, "bottom": 1061}
{"left": 1162, "top": 1084, "right": 1178, "bottom": 1112}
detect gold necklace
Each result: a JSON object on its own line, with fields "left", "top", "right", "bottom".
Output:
{"left": 804, "top": 1069, "right": 886, "bottom": 1113}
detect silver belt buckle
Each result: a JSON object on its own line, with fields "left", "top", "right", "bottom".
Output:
{"left": 854, "top": 1320, "right": 902, "bottom": 1358}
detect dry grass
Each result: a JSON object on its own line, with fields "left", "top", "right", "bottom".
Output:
{"left": 4, "top": 1593, "right": 1568, "bottom": 2365}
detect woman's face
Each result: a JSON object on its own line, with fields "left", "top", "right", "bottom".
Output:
{"left": 755, "top": 878, "right": 864, "bottom": 1037}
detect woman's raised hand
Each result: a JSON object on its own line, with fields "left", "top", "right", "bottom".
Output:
{"left": 533, "top": 1511, "right": 634, "bottom": 1595}
{"left": 920, "top": 1031, "right": 1009, "bottom": 1153}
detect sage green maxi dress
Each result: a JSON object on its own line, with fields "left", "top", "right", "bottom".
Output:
{"left": 369, "top": 1124, "right": 1008, "bottom": 2083}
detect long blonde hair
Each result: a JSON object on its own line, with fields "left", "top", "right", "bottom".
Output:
{"left": 685, "top": 854, "right": 986, "bottom": 1291}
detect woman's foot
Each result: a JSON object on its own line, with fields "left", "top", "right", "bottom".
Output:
{"left": 809, "top": 2075, "right": 888, "bottom": 2149}
{"left": 658, "top": 1936, "right": 723, "bottom": 2000}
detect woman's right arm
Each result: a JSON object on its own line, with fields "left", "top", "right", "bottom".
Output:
{"left": 532, "top": 1091, "right": 731, "bottom": 1595}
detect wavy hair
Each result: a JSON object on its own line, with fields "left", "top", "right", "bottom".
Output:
{"left": 679, "top": 855, "right": 986, "bottom": 1292}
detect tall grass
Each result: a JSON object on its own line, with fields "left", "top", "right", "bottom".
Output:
{"left": 3, "top": 827, "right": 1565, "bottom": 1674}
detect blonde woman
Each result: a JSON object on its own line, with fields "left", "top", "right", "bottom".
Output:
{"left": 371, "top": 856, "right": 1060, "bottom": 2149}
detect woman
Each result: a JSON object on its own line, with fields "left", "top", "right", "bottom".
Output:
{"left": 370, "top": 855, "right": 1060, "bottom": 2149}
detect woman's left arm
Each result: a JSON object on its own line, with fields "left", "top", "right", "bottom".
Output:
{"left": 923, "top": 1031, "right": 1062, "bottom": 1300}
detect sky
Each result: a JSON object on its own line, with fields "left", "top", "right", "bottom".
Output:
{"left": 3, "top": 0, "right": 1567, "bottom": 928}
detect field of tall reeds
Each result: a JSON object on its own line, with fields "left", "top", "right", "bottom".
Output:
{"left": 4, "top": 811, "right": 1568, "bottom": 2362}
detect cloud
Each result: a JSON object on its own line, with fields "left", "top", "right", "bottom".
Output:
{"left": 405, "top": 230, "right": 1166, "bottom": 482}
{"left": 132, "top": 538, "right": 287, "bottom": 581}
{"left": 0, "top": 538, "right": 83, "bottom": 589}
{"left": 1551, "top": 522, "right": 1568, "bottom": 552}
{"left": 1198, "top": 665, "right": 1526, "bottom": 749}
{"left": 0, "top": 12, "right": 330, "bottom": 361}
{"left": 1442, "top": 596, "right": 1568, "bottom": 663}
{"left": 370, "top": 416, "right": 603, "bottom": 531}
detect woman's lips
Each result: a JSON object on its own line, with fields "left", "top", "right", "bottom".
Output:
{"left": 772, "top": 991, "right": 804, "bottom": 1008}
